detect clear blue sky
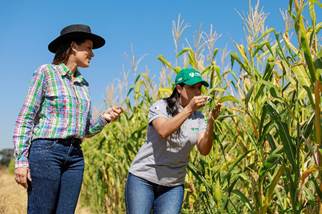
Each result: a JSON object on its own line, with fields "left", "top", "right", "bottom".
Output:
{"left": 0, "top": 0, "right": 297, "bottom": 148}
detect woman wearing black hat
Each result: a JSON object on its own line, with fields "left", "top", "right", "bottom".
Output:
{"left": 13, "top": 24, "right": 123, "bottom": 213}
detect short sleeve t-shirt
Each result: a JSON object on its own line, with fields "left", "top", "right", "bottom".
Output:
{"left": 129, "top": 99, "right": 207, "bottom": 186}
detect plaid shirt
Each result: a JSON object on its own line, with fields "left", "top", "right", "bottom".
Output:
{"left": 13, "top": 63, "right": 108, "bottom": 168}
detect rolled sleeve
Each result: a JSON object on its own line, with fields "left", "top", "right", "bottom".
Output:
{"left": 148, "top": 100, "right": 169, "bottom": 124}
{"left": 86, "top": 107, "right": 108, "bottom": 137}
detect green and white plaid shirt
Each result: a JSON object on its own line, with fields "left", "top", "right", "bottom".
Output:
{"left": 13, "top": 63, "right": 108, "bottom": 168}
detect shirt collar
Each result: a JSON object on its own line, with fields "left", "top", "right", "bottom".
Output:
{"left": 57, "top": 63, "right": 88, "bottom": 85}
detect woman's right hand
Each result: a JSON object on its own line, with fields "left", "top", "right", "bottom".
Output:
{"left": 102, "top": 106, "right": 123, "bottom": 123}
{"left": 185, "top": 96, "right": 208, "bottom": 112}
{"left": 15, "top": 167, "right": 31, "bottom": 188}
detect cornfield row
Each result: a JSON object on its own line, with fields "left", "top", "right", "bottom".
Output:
{"left": 81, "top": 1, "right": 321, "bottom": 213}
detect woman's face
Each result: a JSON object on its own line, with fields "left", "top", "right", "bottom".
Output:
{"left": 177, "top": 83, "right": 202, "bottom": 106}
{"left": 71, "top": 39, "right": 94, "bottom": 68}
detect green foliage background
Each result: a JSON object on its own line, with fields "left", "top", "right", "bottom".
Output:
{"left": 81, "top": 1, "right": 322, "bottom": 213}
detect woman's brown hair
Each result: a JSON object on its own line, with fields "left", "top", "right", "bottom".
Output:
{"left": 52, "top": 38, "right": 86, "bottom": 65}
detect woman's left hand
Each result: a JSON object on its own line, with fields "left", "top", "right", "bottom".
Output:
{"left": 15, "top": 167, "right": 31, "bottom": 189}
{"left": 210, "top": 103, "right": 222, "bottom": 120}
{"left": 102, "top": 106, "right": 123, "bottom": 123}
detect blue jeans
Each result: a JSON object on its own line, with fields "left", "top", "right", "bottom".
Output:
{"left": 125, "top": 173, "right": 184, "bottom": 214}
{"left": 27, "top": 138, "right": 84, "bottom": 214}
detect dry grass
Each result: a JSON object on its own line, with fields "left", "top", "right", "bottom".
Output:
{"left": 0, "top": 168, "right": 91, "bottom": 214}
{"left": 0, "top": 168, "right": 26, "bottom": 214}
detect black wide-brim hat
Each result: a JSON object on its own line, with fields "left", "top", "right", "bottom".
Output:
{"left": 48, "top": 24, "right": 105, "bottom": 53}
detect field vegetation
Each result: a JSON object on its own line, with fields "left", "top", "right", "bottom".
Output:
{"left": 81, "top": 0, "right": 321, "bottom": 213}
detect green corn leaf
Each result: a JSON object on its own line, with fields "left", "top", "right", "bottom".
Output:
{"left": 303, "top": 86, "right": 315, "bottom": 110}
{"left": 126, "top": 86, "right": 134, "bottom": 97}
{"left": 231, "top": 52, "right": 249, "bottom": 73}
{"left": 212, "top": 48, "right": 219, "bottom": 61}
{"left": 209, "top": 66, "right": 215, "bottom": 89}
{"left": 269, "top": 87, "right": 279, "bottom": 98}
{"left": 295, "top": 7, "right": 316, "bottom": 84}
{"left": 265, "top": 165, "right": 285, "bottom": 206}
{"left": 214, "top": 64, "right": 221, "bottom": 78}
{"left": 259, "top": 149, "right": 283, "bottom": 177}
{"left": 258, "top": 42, "right": 278, "bottom": 60}
{"left": 282, "top": 33, "right": 299, "bottom": 58}
{"left": 314, "top": 80, "right": 321, "bottom": 148}
{"left": 231, "top": 189, "right": 253, "bottom": 211}
{"left": 158, "top": 87, "right": 172, "bottom": 97}
{"left": 292, "top": 64, "right": 311, "bottom": 87}
{"left": 253, "top": 41, "right": 269, "bottom": 57}
{"left": 309, "top": 0, "right": 322, "bottom": 7}
{"left": 187, "top": 163, "right": 209, "bottom": 190}
{"left": 224, "top": 150, "right": 254, "bottom": 179}
{"left": 316, "top": 22, "right": 322, "bottom": 34}
{"left": 254, "top": 59, "right": 275, "bottom": 100}
{"left": 235, "top": 44, "right": 249, "bottom": 67}
{"left": 176, "top": 47, "right": 191, "bottom": 57}
{"left": 254, "top": 28, "right": 275, "bottom": 44}
{"left": 309, "top": 1, "right": 317, "bottom": 27}
{"left": 157, "top": 55, "right": 179, "bottom": 73}
{"left": 265, "top": 103, "right": 296, "bottom": 167}
{"left": 312, "top": 177, "right": 322, "bottom": 199}
{"left": 302, "top": 113, "right": 315, "bottom": 139}
{"left": 259, "top": 103, "right": 268, "bottom": 137}
{"left": 218, "top": 95, "right": 239, "bottom": 104}
{"left": 282, "top": 82, "right": 291, "bottom": 94}
{"left": 274, "top": 32, "right": 288, "bottom": 62}
{"left": 134, "top": 73, "right": 141, "bottom": 83}
{"left": 315, "top": 49, "right": 322, "bottom": 76}
{"left": 214, "top": 180, "right": 222, "bottom": 205}
{"left": 245, "top": 85, "right": 254, "bottom": 106}
{"left": 176, "top": 47, "right": 197, "bottom": 67}
{"left": 212, "top": 87, "right": 225, "bottom": 93}
{"left": 267, "top": 134, "right": 277, "bottom": 151}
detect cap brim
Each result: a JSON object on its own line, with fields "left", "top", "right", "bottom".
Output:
{"left": 184, "top": 78, "right": 209, "bottom": 87}
{"left": 48, "top": 32, "right": 105, "bottom": 53}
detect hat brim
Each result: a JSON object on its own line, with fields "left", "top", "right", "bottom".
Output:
{"left": 48, "top": 32, "right": 105, "bottom": 53}
{"left": 184, "top": 78, "right": 209, "bottom": 87}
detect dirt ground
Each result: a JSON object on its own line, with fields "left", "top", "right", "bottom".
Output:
{"left": 0, "top": 168, "right": 91, "bottom": 214}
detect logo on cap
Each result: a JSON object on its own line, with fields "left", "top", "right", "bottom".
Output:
{"left": 189, "top": 72, "right": 195, "bottom": 77}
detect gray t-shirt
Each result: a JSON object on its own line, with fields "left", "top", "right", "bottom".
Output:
{"left": 129, "top": 99, "right": 207, "bottom": 186}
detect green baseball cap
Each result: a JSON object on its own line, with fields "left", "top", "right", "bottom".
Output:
{"left": 175, "top": 68, "right": 209, "bottom": 87}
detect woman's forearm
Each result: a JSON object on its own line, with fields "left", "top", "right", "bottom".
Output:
{"left": 197, "top": 118, "right": 214, "bottom": 155}
{"left": 152, "top": 107, "right": 193, "bottom": 139}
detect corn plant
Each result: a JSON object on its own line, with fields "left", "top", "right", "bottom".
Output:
{"left": 80, "top": 0, "right": 321, "bottom": 213}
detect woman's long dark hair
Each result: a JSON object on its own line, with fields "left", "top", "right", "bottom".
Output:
{"left": 163, "top": 86, "right": 181, "bottom": 117}
{"left": 163, "top": 85, "right": 184, "bottom": 136}
{"left": 52, "top": 38, "right": 86, "bottom": 65}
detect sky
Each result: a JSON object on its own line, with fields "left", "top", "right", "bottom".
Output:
{"left": 0, "top": 0, "right": 310, "bottom": 149}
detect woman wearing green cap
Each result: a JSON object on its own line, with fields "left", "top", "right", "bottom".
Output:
{"left": 125, "top": 68, "right": 221, "bottom": 213}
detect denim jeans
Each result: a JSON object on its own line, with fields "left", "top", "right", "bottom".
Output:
{"left": 125, "top": 173, "right": 184, "bottom": 214}
{"left": 27, "top": 138, "right": 84, "bottom": 214}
